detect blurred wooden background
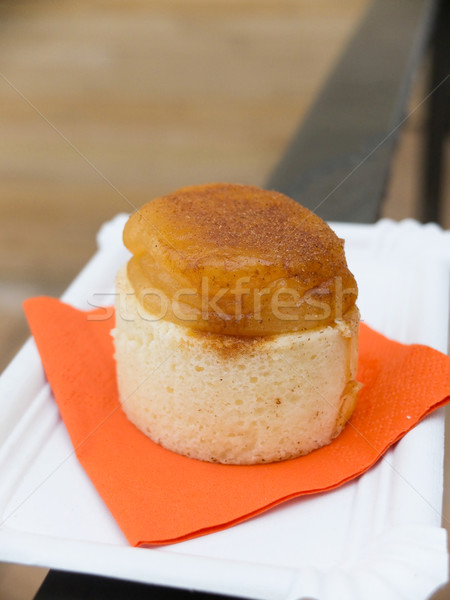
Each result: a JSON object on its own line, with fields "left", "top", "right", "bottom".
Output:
{"left": 0, "top": 1, "right": 449, "bottom": 598}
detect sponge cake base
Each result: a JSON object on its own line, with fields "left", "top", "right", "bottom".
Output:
{"left": 113, "top": 266, "right": 360, "bottom": 464}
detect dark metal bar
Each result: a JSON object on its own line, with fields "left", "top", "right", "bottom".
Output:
{"left": 34, "top": 569, "right": 249, "bottom": 600}
{"left": 421, "top": 0, "right": 450, "bottom": 224}
{"left": 266, "top": 0, "right": 437, "bottom": 223}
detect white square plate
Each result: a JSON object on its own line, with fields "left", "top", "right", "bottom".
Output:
{"left": 0, "top": 216, "right": 449, "bottom": 600}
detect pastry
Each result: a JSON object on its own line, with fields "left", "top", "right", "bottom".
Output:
{"left": 113, "top": 183, "right": 360, "bottom": 464}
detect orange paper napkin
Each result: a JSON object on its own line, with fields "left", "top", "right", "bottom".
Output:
{"left": 24, "top": 297, "right": 450, "bottom": 546}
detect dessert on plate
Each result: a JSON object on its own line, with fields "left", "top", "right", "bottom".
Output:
{"left": 113, "top": 183, "right": 360, "bottom": 464}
